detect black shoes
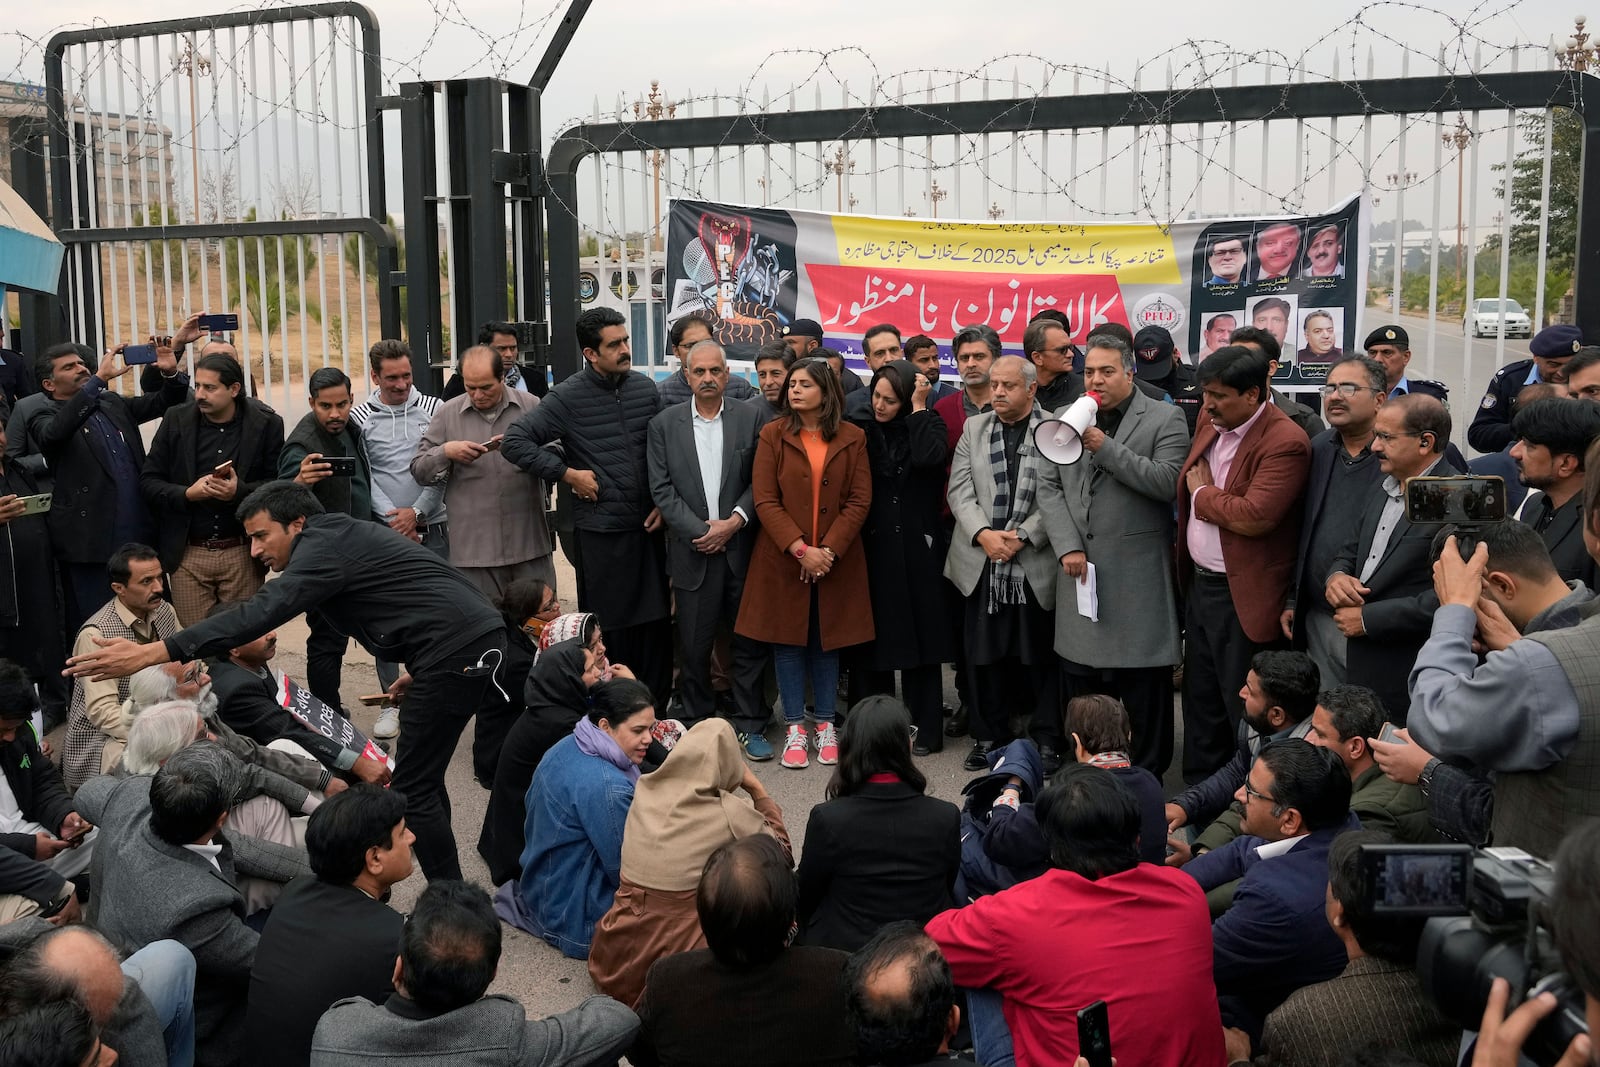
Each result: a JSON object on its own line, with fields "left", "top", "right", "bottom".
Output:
{"left": 963, "top": 740, "right": 992, "bottom": 771}
{"left": 945, "top": 703, "right": 970, "bottom": 738}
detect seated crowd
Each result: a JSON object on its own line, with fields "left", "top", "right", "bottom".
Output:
{"left": 2, "top": 306, "right": 1600, "bottom": 1067}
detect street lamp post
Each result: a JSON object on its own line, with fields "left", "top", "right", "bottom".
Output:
{"left": 1443, "top": 116, "right": 1474, "bottom": 285}
{"left": 925, "top": 180, "right": 947, "bottom": 219}
{"left": 172, "top": 36, "right": 211, "bottom": 224}
{"left": 632, "top": 81, "right": 676, "bottom": 248}
{"left": 826, "top": 146, "right": 855, "bottom": 213}
{"left": 987, "top": 201, "right": 1005, "bottom": 220}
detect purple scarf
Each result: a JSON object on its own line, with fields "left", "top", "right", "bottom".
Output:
{"left": 573, "top": 716, "right": 640, "bottom": 783}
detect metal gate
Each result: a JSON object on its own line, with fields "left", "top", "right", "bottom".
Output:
{"left": 542, "top": 51, "right": 1600, "bottom": 419}
{"left": 26, "top": 2, "right": 398, "bottom": 419}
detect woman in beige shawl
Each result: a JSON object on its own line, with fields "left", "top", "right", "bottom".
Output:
{"left": 587, "top": 718, "right": 791, "bottom": 1006}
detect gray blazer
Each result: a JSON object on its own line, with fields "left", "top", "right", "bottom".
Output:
{"left": 75, "top": 773, "right": 310, "bottom": 1067}
{"left": 646, "top": 399, "right": 766, "bottom": 591}
{"left": 943, "top": 409, "right": 1057, "bottom": 609}
{"left": 310, "top": 992, "right": 639, "bottom": 1067}
{"left": 1037, "top": 387, "right": 1190, "bottom": 668}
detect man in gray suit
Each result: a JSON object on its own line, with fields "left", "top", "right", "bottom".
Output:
{"left": 647, "top": 339, "right": 772, "bottom": 759}
{"left": 311, "top": 879, "right": 638, "bottom": 1067}
{"left": 74, "top": 742, "right": 311, "bottom": 1067}
{"left": 945, "top": 355, "right": 1062, "bottom": 772}
{"left": 1038, "top": 334, "right": 1190, "bottom": 776}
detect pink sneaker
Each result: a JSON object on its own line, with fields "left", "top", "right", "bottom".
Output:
{"left": 781, "top": 724, "right": 811, "bottom": 769}
{"left": 815, "top": 722, "right": 839, "bottom": 765}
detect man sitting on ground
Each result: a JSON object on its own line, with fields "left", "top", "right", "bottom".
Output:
{"left": 243, "top": 785, "right": 413, "bottom": 1067}
{"left": 1166, "top": 651, "right": 1319, "bottom": 861}
{"left": 1182, "top": 740, "right": 1356, "bottom": 1042}
{"left": 206, "top": 606, "right": 389, "bottom": 786}
{"left": 310, "top": 879, "right": 638, "bottom": 1066}
{"left": 927, "top": 764, "right": 1224, "bottom": 1067}
{"left": 631, "top": 834, "right": 856, "bottom": 1067}
{"left": 1250, "top": 830, "right": 1459, "bottom": 1067}
{"left": 1305, "top": 685, "right": 1432, "bottom": 842}
{"left": 844, "top": 921, "right": 965, "bottom": 1067}
{"left": 75, "top": 742, "right": 310, "bottom": 1067}
{"left": 0, "top": 661, "right": 94, "bottom": 927}
{"left": 0, "top": 923, "right": 197, "bottom": 1067}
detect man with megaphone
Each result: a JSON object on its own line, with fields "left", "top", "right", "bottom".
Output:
{"left": 1036, "top": 334, "right": 1192, "bottom": 776}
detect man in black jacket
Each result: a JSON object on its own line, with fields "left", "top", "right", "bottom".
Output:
{"left": 30, "top": 341, "right": 189, "bottom": 631}
{"left": 502, "top": 306, "right": 673, "bottom": 702}
{"left": 65, "top": 481, "right": 506, "bottom": 884}
{"left": 0, "top": 660, "right": 93, "bottom": 925}
{"left": 142, "top": 352, "right": 285, "bottom": 626}
{"left": 0, "top": 421, "right": 64, "bottom": 726}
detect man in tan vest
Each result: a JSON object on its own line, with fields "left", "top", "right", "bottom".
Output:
{"left": 1408, "top": 468, "right": 1600, "bottom": 859}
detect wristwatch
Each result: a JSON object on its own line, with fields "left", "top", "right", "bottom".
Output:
{"left": 1418, "top": 757, "right": 1442, "bottom": 798}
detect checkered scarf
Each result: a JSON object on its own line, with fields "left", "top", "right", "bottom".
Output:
{"left": 985, "top": 404, "right": 1043, "bottom": 614}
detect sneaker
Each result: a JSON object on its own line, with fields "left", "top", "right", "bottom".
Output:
{"left": 815, "top": 722, "right": 839, "bottom": 765}
{"left": 739, "top": 730, "right": 774, "bottom": 762}
{"left": 781, "top": 724, "right": 811, "bottom": 769}
{"left": 372, "top": 706, "right": 401, "bottom": 740}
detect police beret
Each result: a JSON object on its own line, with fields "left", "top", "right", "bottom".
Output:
{"left": 1363, "top": 325, "right": 1409, "bottom": 349}
{"left": 1530, "top": 324, "right": 1584, "bottom": 358}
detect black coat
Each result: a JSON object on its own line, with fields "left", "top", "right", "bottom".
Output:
{"left": 165, "top": 512, "right": 501, "bottom": 674}
{"left": 0, "top": 463, "right": 61, "bottom": 677}
{"left": 206, "top": 659, "right": 348, "bottom": 770}
{"left": 141, "top": 399, "right": 286, "bottom": 572}
{"left": 30, "top": 374, "right": 189, "bottom": 562}
{"left": 0, "top": 725, "right": 76, "bottom": 861}
{"left": 796, "top": 780, "right": 961, "bottom": 952}
{"left": 501, "top": 365, "right": 663, "bottom": 532}
{"left": 852, "top": 408, "right": 954, "bottom": 670}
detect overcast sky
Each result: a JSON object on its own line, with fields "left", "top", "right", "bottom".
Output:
{"left": 3, "top": 0, "right": 1591, "bottom": 229}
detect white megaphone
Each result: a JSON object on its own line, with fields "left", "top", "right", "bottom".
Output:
{"left": 1034, "top": 391, "right": 1103, "bottom": 465}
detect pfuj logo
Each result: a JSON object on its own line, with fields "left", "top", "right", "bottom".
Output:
{"left": 1133, "top": 293, "right": 1185, "bottom": 333}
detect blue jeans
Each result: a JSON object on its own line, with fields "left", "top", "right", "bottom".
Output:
{"left": 122, "top": 940, "right": 196, "bottom": 1067}
{"left": 772, "top": 595, "right": 838, "bottom": 727}
{"left": 966, "top": 987, "right": 1016, "bottom": 1067}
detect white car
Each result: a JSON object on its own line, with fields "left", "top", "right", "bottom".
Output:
{"left": 1464, "top": 298, "right": 1533, "bottom": 339}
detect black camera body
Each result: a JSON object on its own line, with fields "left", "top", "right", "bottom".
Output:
{"left": 1361, "top": 844, "right": 1585, "bottom": 1065}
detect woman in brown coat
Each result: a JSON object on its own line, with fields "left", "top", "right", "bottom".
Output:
{"left": 735, "top": 356, "right": 873, "bottom": 770}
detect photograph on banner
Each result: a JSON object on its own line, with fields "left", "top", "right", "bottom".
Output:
{"left": 1296, "top": 308, "right": 1345, "bottom": 380}
{"left": 1187, "top": 196, "right": 1365, "bottom": 389}
{"left": 666, "top": 194, "right": 1365, "bottom": 386}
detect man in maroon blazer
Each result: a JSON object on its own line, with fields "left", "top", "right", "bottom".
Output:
{"left": 1177, "top": 346, "right": 1311, "bottom": 784}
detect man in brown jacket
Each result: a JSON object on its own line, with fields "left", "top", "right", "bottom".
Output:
{"left": 412, "top": 346, "right": 554, "bottom": 599}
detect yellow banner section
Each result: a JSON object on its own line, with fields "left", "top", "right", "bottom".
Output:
{"left": 831, "top": 216, "right": 1183, "bottom": 284}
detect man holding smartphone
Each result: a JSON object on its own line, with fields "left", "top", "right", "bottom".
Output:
{"left": 279, "top": 368, "right": 374, "bottom": 712}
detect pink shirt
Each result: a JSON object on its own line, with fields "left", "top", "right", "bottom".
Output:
{"left": 1185, "top": 401, "right": 1268, "bottom": 572}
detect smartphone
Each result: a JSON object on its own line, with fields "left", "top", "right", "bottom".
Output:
{"left": 17, "top": 493, "right": 51, "bottom": 516}
{"left": 482, "top": 435, "right": 504, "bottom": 452}
{"left": 323, "top": 456, "right": 358, "bottom": 477}
{"left": 1378, "top": 722, "right": 1407, "bottom": 745}
{"left": 122, "top": 344, "right": 158, "bottom": 365}
{"left": 357, "top": 694, "right": 389, "bottom": 707}
{"left": 213, "top": 460, "right": 235, "bottom": 476}
{"left": 198, "top": 312, "right": 240, "bottom": 332}
{"left": 1076, "top": 1001, "right": 1113, "bottom": 1067}
{"left": 1405, "top": 475, "right": 1507, "bottom": 525}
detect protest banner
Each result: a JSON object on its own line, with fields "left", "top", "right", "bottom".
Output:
{"left": 273, "top": 674, "right": 393, "bottom": 770}
{"left": 665, "top": 195, "right": 1366, "bottom": 389}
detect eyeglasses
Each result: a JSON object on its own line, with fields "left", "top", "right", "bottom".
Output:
{"left": 909, "top": 725, "right": 919, "bottom": 742}
{"left": 1371, "top": 430, "right": 1422, "bottom": 444}
{"left": 1040, "top": 345, "right": 1074, "bottom": 358}
{"left": 1242, "top": 778, "right": 1278, "bottom": 805}
{"left": 1320, "top": 382, "right": 1374, "bottom": 398}
{"left": 179, "top": 663, "right": 203, "bottom": 686}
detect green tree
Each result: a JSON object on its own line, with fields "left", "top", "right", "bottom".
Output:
{"left": 132, "top": 204, "right": 192, "bottom": 283}
{"left": 220, "top": 208, "right": 319, "bottom": 337}
{"left": 1493, "top": 107, "right": 1579, "bottom": 277}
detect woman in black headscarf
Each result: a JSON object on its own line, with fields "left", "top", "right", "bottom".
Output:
{"left": 479, "top": 637, "right": 603, "bottom": 885}
{"left": 847, "top": 359, "right": 953, "bottom": 751}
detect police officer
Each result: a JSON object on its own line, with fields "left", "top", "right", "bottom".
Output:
{"left": 1132, "top": 325, "right": 1203, "bottom": 435}
{"left": 1468, "top": 324, "right": 1585, "bottom": 454}
{"left": 1362, "top": 325, "right": 1449, "bottom": 403}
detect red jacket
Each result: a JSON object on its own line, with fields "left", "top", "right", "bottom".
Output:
{"left": 926, "top": 865, "right": 1225, "bottom": 1067}
{"left": 1175, "top": 402, "right": 1310, "bottom": 643}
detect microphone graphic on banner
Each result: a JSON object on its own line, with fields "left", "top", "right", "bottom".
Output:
{"left": 1034, "top": 391, "right": 1103, "bottom": 465}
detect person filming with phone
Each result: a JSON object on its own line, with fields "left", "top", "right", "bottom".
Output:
{"left": 1407, "top": 438, "right": 1600, "bottom": 860}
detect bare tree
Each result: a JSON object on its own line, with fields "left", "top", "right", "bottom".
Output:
{"left": 200, "top": 164, "right": 240, "bottom": 224}
{"left": 269, "top": 167, "right": 319, "bottom": 221}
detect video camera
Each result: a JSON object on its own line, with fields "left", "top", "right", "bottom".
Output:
{"left": 1360, "top": 844, "right": 1586, "bottom": 1065}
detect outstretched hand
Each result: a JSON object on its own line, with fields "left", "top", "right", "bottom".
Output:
{"left": 63, "top": 637, "right": 168, "bottom": 681}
